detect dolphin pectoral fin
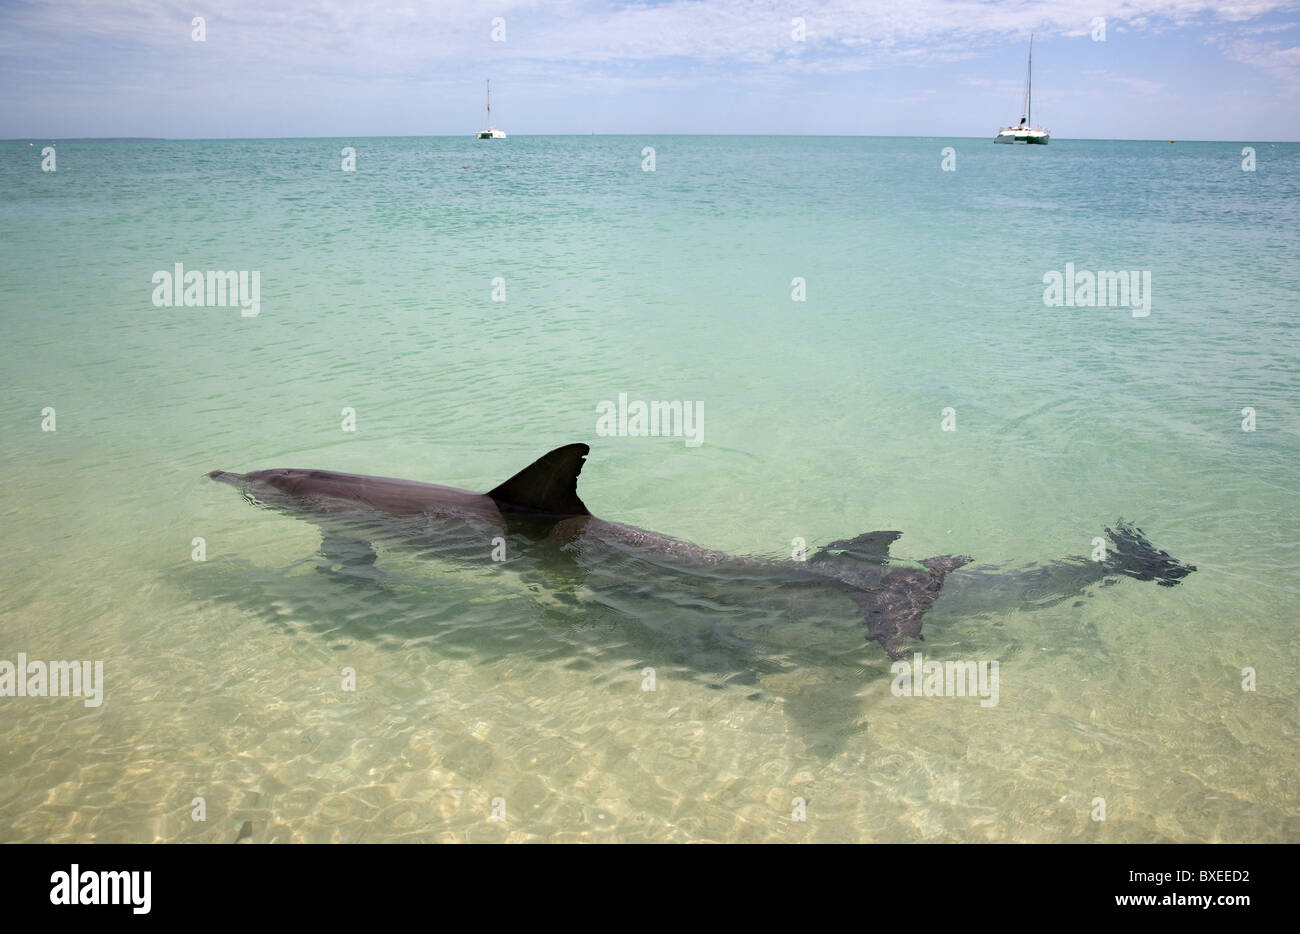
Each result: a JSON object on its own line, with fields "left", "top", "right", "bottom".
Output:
{"left": 316, "top": 533, "right": 385, "bottom": 583}
{"left": 1103, "top": 521, "right": 1196, "bottom": 587}
{"left": 852, "top": 587, "right": 938, "bottom": 660}
{"left": 810, "top": 530, "right": 902, "bottom": 566}
{"left": 920, "top": 554, "right": 973, "bottom": 576}
{"left": 850, "top": 554, "right": 972, "bottom": 660}
{"left": 487, "top": 443, "right": 592, "bottom": 517}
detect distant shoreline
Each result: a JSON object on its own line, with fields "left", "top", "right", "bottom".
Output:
{"left": 6, "top": 137, "right": 164, "bottom": 142}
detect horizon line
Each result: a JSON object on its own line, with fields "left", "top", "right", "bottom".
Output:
{"left": 6, "top": 134, "right": 1296, "bottom": 144}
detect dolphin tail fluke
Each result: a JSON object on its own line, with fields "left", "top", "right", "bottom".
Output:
{"left": 1104, "top": 521, "right": 1196, "bottom": 587}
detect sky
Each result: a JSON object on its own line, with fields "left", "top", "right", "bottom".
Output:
{"left": 2, "top": 0, "right": 1298, "bottom": 140}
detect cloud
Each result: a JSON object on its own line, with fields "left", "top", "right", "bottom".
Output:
{"left": 1212, "top": 34, "right": 1300, "bottom": 88}
{"left": 1082, "top": 68, "right": 1166, "bottom": 95}
{"left": 2, "top": 0, "right": 1297, "bottom": 136}
{"left": 4, "top": 0, "right": 1299, "bottom": 75}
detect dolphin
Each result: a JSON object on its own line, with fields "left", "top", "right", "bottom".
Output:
{"left": 208, "top": 443, "right": 1195, "bottom": 662}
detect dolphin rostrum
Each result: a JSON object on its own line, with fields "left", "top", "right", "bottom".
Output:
{"left": 208, "top": 443, "right": 1195, "bottom": 662}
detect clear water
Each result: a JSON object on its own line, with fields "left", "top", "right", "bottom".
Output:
{"left": 1, "top": 136, "right": 1296, "bottom": 842}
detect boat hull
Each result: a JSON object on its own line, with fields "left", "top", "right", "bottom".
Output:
{"left": 994, "top": 129, "right": 1049, "bottom": 144}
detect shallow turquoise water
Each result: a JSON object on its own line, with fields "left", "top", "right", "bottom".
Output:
{"left": 0, "top": 136, "right": 1297, "bottom": 842}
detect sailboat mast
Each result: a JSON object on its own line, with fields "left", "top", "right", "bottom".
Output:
{"left": 1027, "top": 34, "right": 1033, "bottom": 126}
{"left": 486, "top": 80, "right": 491, "bottom": 124}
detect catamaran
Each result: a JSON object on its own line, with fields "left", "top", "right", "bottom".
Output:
{"left": 995, "top": 35, "right": 1049, "bottom": 144}
{"left": 477, "top": 80, "right": 506, "bottom": 139}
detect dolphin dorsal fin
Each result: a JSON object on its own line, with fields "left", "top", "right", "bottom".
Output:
{"left": 487, "top": 443, "right": 591, "bottom": 516}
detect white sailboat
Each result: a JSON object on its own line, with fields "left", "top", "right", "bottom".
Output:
{"left": 477, "top": 80, "right": 506, "bottom": 139}
{"left": 995, "top": 35, "right": 1049, "bottom": 144}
